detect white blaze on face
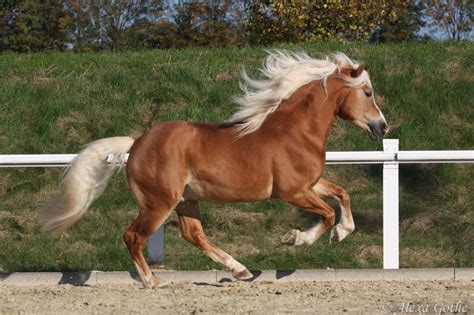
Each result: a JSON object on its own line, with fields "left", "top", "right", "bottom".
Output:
{"left": 372, "top": 94, "right": 387, "bottom": 125}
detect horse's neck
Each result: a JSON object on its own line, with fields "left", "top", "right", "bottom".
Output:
{"left": 261, "top": 81, "right": 338, "bottom": 151}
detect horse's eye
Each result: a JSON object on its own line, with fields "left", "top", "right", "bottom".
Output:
{"left": 364, "top": 91, "right": 372, "bottom": 98}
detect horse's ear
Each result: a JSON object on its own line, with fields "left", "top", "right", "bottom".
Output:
{"left": 350, "top": 64, "right": 365, "bottom": 78}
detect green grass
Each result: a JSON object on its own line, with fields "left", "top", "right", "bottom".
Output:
{"left": 0, "top": 42, "right": 473, "bottom": 272}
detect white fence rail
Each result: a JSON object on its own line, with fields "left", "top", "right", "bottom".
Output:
{"left": 1, "top": 139, "right": 473, "bottom": 269}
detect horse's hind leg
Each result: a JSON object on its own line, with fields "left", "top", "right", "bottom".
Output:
{"left": 176, "top": 201, "right": 253, "bottom": 280}
{"left": 123, "top": 193, "right": 177, "bottom": 288}
{"left": 313, "top": 178, "right": 354, "bottom": 244}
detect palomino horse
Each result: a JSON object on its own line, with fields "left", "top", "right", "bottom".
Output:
{"left": 40, "top": 50, "right": 388, "bottom": 288}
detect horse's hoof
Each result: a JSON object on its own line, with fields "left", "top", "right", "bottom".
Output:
{"left": 329, "top": 224, "right": 352, "bottom": 245}
{"left": 329, "top": 231, "right": 340, "bottom": 244}
{"left": 152, "top": 280, "right": 171, "bottom": 289}
{"left": 233, "top": 269, "right": 254, "bottom": 281}
{"left": 280, "top": 229, "right": 300, "bottom": 245}
{"left": 142, "top": 276, "right": 170, "bottom": 289}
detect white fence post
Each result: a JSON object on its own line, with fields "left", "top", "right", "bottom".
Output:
{"left": 147, "top": 226, "right": 165, "bottom": 267}
{"left": 383, "top": 139, "right": 399, "bottom": 269}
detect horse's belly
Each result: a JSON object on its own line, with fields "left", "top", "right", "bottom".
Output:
{"left": 182, "top": 179, "right": 272, "bottom": 203}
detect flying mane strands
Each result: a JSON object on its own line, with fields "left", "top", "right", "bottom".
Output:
{"left": 227, "top": 50, "right": 372, "bottom": 136}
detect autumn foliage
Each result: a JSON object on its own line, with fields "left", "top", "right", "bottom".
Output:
{"left": 245, "top": 1, "right": 424, "bottom": 44}
{"left": 0, "top": 0, "right": 467, "bottom": 52}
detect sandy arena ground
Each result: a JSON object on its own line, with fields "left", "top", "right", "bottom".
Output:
{"left": 1, "top": 280, "right": 473, "bottom": 314}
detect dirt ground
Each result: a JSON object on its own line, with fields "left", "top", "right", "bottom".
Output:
{"left": 1, "top": 280, "right": 472, "bottom": 314}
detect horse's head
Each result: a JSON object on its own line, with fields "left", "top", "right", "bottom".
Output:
{"left": 337, "top": 65, "right": 389, "bottom": 140}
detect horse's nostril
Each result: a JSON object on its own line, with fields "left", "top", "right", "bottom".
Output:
{"left": 382, "top": 123, "right": 389, "bottom": 133}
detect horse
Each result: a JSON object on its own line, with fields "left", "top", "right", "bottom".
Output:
{"left": 40, "top": 50, "right": 389, "bottom": 288}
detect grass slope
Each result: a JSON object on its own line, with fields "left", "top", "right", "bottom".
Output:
{"left": 0, "top": 42, "right": 473, "bottom": 272}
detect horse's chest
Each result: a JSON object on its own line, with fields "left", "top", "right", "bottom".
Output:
{"left": 271, "top": 147, "right": 325, "bottom": 190}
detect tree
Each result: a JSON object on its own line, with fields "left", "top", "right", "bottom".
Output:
{"left": 245, "top": 1, "right": 310, "bottom": 45}
{"left": 0, "top": 0, "right": 18, "bottom": 51}
{"left": 245, "top": 1, "right": 428, "bottom": 44}
{"left": 424, "top": 0, "right": 473, "bottom": 41}
{"left": 141, "top": 1, "right": 244, "bottom": 48}
{"left": 0, "top": 0, "right": 70, "bottom": 52}
{"left": 371, "top": 1, "right": 426, "bottom": 43}
{"left": 64, "top": 0, "right": 163, "bottom": 50}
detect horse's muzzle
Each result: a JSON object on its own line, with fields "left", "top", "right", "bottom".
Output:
{"left": 368, "top": 119, "right": 389, "bottom": 140}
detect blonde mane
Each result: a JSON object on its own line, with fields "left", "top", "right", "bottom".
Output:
{"left": 227, "top": 50, "right": 372, "bottom": 136}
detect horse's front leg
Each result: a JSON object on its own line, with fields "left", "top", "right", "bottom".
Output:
{"left": 280, "top": 178, "right": 355, "bottom": 246}
{"left": 313, "top": 178, "right": 355, "bottom": 244}
{"left": 280, "top": 187, "right": 336, "bottom": 246}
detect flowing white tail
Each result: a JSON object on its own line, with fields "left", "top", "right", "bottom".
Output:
{"left": 40, "top": 136, "right": 135, "bottom": 235}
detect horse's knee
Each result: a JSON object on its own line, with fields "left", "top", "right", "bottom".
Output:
{"left": 123, "top": 229, "right": 143, "bottom": 250}
{"left": 334, "top": 187, "right": 350, "bottom": 204}
{"left": 181, "top": 229, "right": 195, "bottom": 244}
{"left": 191, "top": 229, "right": 207, "bottom": 245}
{"left": 123, "top": 229, "right": 134, "bottom": 246}
{"left": 324, "top": 213, "right": 336, "bottom": 227}
{"left": 180, "top": 225, "right": 207, "bottom": 247}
